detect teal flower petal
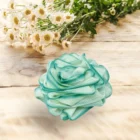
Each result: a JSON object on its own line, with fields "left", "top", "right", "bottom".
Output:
{"left": 35, "top": 53, "right": 112, "bottom": 120}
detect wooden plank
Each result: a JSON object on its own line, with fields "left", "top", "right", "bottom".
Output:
{"left": 0, "top": 42, "right": 140, "bottom": 87}
{"left": 0, "top": 86, "right": 140, "bottom": 140}
{"left": 75, "top": 11, "right": 140, "bottom": 42}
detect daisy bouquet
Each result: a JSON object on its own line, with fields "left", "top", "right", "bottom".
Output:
{"left": 0, "top": 0, "right": 140, "bottom": 54}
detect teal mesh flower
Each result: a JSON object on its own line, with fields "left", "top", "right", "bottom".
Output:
{"left": 35, "top": 53, "right": 112, "bottom": 121}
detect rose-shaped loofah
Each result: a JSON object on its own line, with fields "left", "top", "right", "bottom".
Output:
{"left": 35, "top": 53, "right": 112, "bottom": 121}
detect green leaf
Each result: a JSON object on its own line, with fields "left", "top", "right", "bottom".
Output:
{"left": 84, "top": 19, "right": 97, "bottom": 35}
{"left": 42, "top": 0, "right": 46, "bottom": 6}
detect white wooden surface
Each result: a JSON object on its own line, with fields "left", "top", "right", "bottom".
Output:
{"left": 0, "top": 0, "right": 140, "bottom": 140}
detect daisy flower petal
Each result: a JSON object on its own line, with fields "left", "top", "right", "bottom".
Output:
{"left": 40, "top": 31, "right": 54, "bottom": 46}
{"left": 6, "top": 29, "right": 17, "bottom": 44}
{"left": 62, "top": 40, "right": 71, "bottom": 49}
{"left": 8, "top": 0, "right": 15, "bottom": 10}
{"left": 2, "top": 25, "right": 9, "bottom": 34}
{"left": 51, "top": 12, "right": 64, "bottom": 25}
{"left": 29, "top": 13, "right": 37, "bottom": 23}
{"left": 23, "top": 7, "right": 32, "bottom": 18}
{"left": 35, "top": 6, "right": 46, "bottom": 19}
{"left": 11, "top": 14, "right": 21, "bottom": 28}
{"left": 30, "top": 32, "right": 41, "bottom": 46}
{"left": 54, "top": 32, "right": 61, "bottom": 41}
{"left": 46, "top": 3, "right": 54, "bottom": 11}
{"left": 1, "top": 10, "right": 8, "bottom": 19}
{"left": 64, "top": 13, "right": 75, "bottom": 23}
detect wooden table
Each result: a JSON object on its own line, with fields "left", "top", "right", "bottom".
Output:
{"left": 0, "top": 0, "right": 140, "bottom": 140}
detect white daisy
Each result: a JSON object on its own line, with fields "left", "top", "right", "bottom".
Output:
{"left": 84, "top": 4, "right": 92, "bottom": 9}
{"left": 122, "top": 2, "right": 127, "bottom": 6}
{"left": 46, "top": 3, "right": 54, "bottom": 11}
{"left": 64, "top": 13, "right": 75, "bottom": 23}
{"left": 40, "top": 31, "right": 54, "bottom": 46}
{"left": 35, "top": 46, "right": 45, "bottom": 54}
{"left": 110, "top": 7, "right": 116, "bottom": 16}
{"left": 25, "top": 22, "right": 36, "bottom": 34}
{"left": 11, "top": 14, "right": 20, "bottom": 28}
{"left": 24, "top": 33, "right": 32, "bottom": 47}
{"left": 23, "top": 7, "right": 32, "bottom": 18}
{"left": 2, "top": 10, "right": 8, "bottom": 19}
{"left": 16, "top": 31, "right": 24, "bottom": 42}
{"left": 30, "top": 32, "right": 41, "bottom": 46}
{"left": 28, "top": 13, "right": 37, "bottom": 23}
{"left": 51, "top": 12, "right": 64, "bottom": 25}
{"left": 54, "top": 32, "right": 61, "bottom": 41}
{"left": 62, "top": 40, "right": 71, "bottom": 49}
{"left": 6, "top": 29, "right": 17, "bottom": 44}
{"left": 8, "top": 0, "right": 15, "bottom": 10}
{"left": 35, "top": 6, "right": 46, "bottom": 19}
{"left": 2, "top": 25, "right": 9, "bottom": 34}
{"left": 16, "top": 28, "right": 29, "bottom": 43}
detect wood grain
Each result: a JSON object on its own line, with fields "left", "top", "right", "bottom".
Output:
{"left": 75, "top": 11, "right": 140, "bottom": 42}
{"left": 0, "top": 42, "right": 140, "bottom": 87}
{"left": 0, "top": 86, "right": 140, "bottom": 140}
{"left": 0, "top": 0, "right": 140, "bottom": 139}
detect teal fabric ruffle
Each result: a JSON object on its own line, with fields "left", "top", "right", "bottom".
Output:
{"left": 35, "top": 53, "right": 112, "bottom": 120}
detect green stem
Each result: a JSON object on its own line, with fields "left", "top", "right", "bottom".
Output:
{"left": 70, "top": 27, "right": 81, "bottom": 41}
{"left": 16, "top": 5, "right": 25, "bottom": 7}
{"left": 81, "top": 11, "right": 96, "bottom": 18}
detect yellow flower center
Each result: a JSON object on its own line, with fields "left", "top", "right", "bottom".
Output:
{"left": 14, "top": 17, "right": 19, "bottom": 25}
{"left": 66, "top": 15, "right": 71, "bottom": 19}
{"left": 19, "top": 36, "right": 23, "bottom": 41}
{"left": 10, "top": 3, "right": 14, "bottom": 9}
{"left": 44, "top": 34, "right": 51, "bottom": 41}
{"left": 31, "top": 24, "right": 34, "bottom": 28}
{"left": 39, "top": 46, "right": 43, "bottom": 51}
{"left": 39, "top": 8, "right": 45, "bottom": 15}
{"left": 4, "top": 27, "right": 8, "bottom": 32}
{"left": 56, "top": 16, "right": 61, "bottom": 22}
{"left": 31, "top": 15, "right": 36, "bottom": 21}
{"left": 25, "top": 9, "right": 31, "bottom": 15}
{"left": 3, "top": 11, "right": 7, "bottom": 17}
{"left": 14, "top": 28, "right": 18, "bottom": 31}
{"left": 10, "top": 34, "right": 14, "bottom": 40}
{"left": 54, "top": 33, "right": 58, "bottom": 38}
{"left": 65, "top": 42, "right": 68, "bottom": 48}
{"left": 35, "top": 34, "right": 40, "bottom": 42}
